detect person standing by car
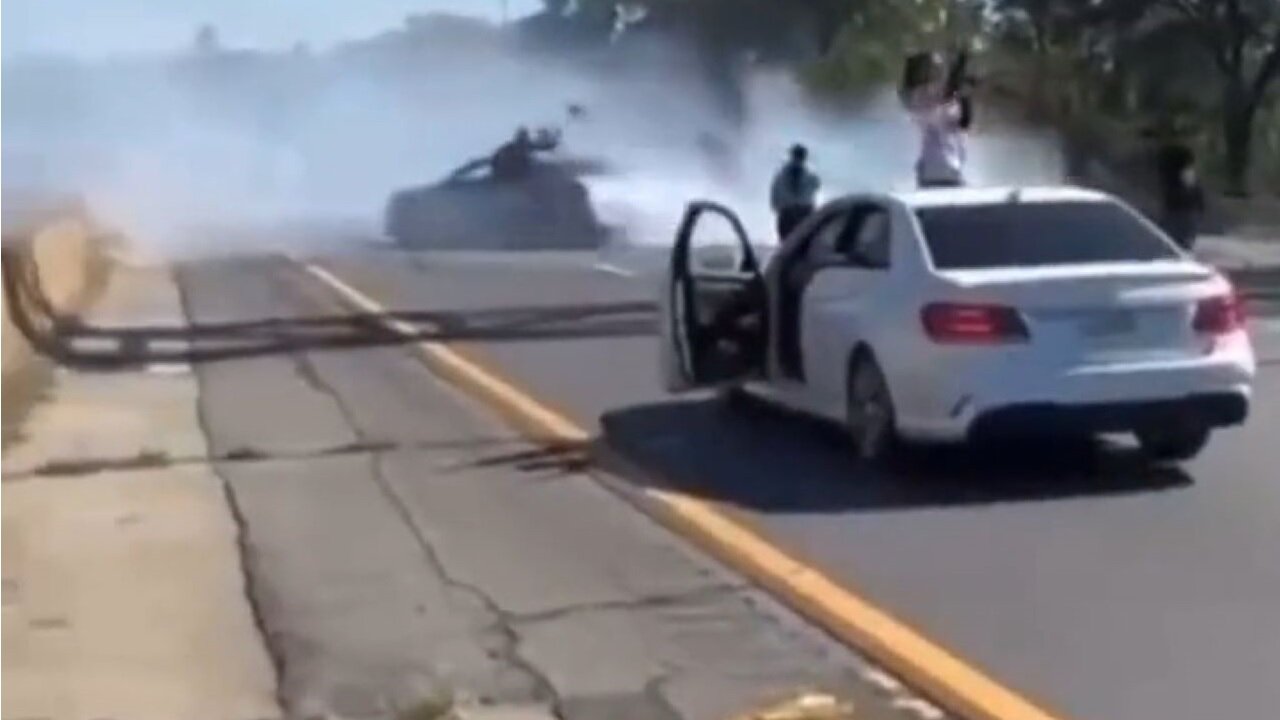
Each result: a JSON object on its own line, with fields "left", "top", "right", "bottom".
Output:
{"left": 1155, "top": 137, "right": 1206, "bottom": 251}
{"left": 770, "top": 144, "right": 820, "bottom": 241}
{"left": 900, "top": 49, "right": 974, "bottom": 189}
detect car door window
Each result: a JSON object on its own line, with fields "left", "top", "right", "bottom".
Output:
{"left": 666, "top": 201, "right": 765, "bottom": 390}
{"left": 687, "top": 206, "right": 749, "bottom": 276}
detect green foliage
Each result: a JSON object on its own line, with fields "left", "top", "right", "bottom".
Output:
{"left": 799, "top": 0, "right": 981, "bottom": 98}
{"left": 563, "top": 0, "right": 1279, "bottom": 194}
{"left": 979, "top": 0, "right": 1280, "bottom": 194}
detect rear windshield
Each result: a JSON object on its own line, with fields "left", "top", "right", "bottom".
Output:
{"left": 915, "top": 200, "right": 1181, "bottom": 270}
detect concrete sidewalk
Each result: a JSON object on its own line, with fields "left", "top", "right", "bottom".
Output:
{"left": 2, "top": 261, "right": 281, "bottom": 720}
{"left": 1195, "top": 234, "right": 1280, "bottom": 272}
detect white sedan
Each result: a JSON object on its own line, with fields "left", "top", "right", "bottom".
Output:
{"left": 659, "top": 186, "right": 1256, "bottom": 462}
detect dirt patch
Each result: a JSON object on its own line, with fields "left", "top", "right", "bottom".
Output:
{"left": 2, "top": 217, "right": 113, "bottom": 449}
{"left": 0, "top": 362, "right": 55, "bottom": 451}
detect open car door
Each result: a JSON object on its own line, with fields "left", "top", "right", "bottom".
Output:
{"left": 660, "top": 201, "right": 767, "bottom": 393}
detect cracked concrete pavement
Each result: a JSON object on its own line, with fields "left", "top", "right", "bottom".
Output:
{"left": 160, "top": 255, "right": 932, "bottom": 720}
{"left": 2, "top": 249, "right": 939, "bottom": 720}
{"left": 2, "top": 260, "right": 280, "bottom": 720}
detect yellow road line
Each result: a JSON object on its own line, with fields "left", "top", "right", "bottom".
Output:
{"left": 300, "top": 260, "right": 1068, "bottom": 720}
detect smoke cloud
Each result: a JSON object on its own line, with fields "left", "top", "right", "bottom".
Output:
{"left": 2, "top": 13, "right": 1066, "bottom": 259}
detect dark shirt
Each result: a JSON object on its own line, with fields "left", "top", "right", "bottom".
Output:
{"left": 492, "top": 141, "right": 532, "bottom": 179}
{"left": 1156, "top": 143, "right": 1205, "bottom": 214}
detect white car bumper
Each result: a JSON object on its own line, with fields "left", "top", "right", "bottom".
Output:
{"left": 897, "top": 337, "right": 1256, "bottom": 442}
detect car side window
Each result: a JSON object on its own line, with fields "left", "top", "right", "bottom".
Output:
{"left": 838, "top": 205, "right": 890, "bottom": 269}
{"left": 855, "top": 209, "right": 891, "bottom": 269}
{"left": 794, "top": 211, "right": 851, "bottom": 266}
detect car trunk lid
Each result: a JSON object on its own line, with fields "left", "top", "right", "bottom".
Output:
{"left": 935, "top": 261, "right": 1222, "bottom": 363}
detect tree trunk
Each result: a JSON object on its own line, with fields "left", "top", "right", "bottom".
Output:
{"left": 1221, "top": 85, "right": 1255, "bottom": 196}
{"left": 1027, "top": 22, "right": 1050, "bottom": 121}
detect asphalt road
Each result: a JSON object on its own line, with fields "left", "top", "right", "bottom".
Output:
{"left": 316, "top": 244, "right": 1280, "bottom": 720}
{"left": 170, "top": 255, "right": 922, "bottom": 720}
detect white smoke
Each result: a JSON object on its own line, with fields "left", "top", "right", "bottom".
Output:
{"left": 3, "top": 14, "right": 1066, "bottom": 259}
{"left": 572, "top": 69, "right": 1066, "bottom": 248}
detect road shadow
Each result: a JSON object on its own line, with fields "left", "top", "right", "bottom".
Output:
{"left": 2, "top": 247, "right": 655, "bottom": 370}
{"left": 599, "top": 395, "right": 1192, "bottom": 514}
{"left": 463, "top": 444, "right": 592, "bottom": 475}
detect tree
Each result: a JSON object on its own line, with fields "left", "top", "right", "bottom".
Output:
{"left": 991, "top": 0, "right": 1075, "bottom": 116}
{"left": 565, "top": 0, "right": 826, "bottom": 123}
{"left": 992, "top": 0, "right": 1151, "bottom": 120}
{"left": 1150, "top": 0, "right": 1280, "bottom": 194}
{"left": 570, "top": 0, "right": 859, "bottom": 62}
{"left": 804, "top": 0, "right": 976, "bottom": 98}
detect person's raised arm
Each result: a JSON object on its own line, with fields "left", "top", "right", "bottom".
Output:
{"left": 942, "top": 48, "right": 975, "bottom": 130}
{"left": 956, "top": 94, "right": 974, "bottom": 130}
{"left": 943, "top": 49, "right": 969, "bottom": 100}
{"left": 530, "top": 127, "right": 561, "bottom": 152}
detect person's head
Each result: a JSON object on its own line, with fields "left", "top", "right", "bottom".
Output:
{"left": 789, "top": 144, "right": 808, "bottom": 166}
{"left": 514, "top": 126, "right": 531, "bottom": 145}
{"left": 902, "top": 51, "right": 943, "bottom": 97}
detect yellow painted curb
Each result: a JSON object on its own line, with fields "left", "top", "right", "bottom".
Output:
{"left": 300, "top": 261, "right": 1070, "bottom": 720}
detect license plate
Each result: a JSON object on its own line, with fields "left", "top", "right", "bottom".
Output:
{"left": 1079, "top": 309, "right": 1137, "bottom": 338}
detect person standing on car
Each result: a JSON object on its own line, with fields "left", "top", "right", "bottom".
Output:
{"left": 770, "top": 144, "right": 820, "bottom": 241}
{"left": 900, "top": 49, "right": 974, "bottom": 189}
{"left": 491, "top": 126, "right": 561, "bottom": 182}
{"left": 1155, "top": 136, "right": 1206, "bottom": 251}
{"left": 491, "top": 127, "right": 535, "bottom": 181}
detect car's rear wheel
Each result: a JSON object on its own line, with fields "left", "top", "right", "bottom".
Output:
{"left": 1136, "top": 424, "right": 1211, "bottom": 462}
{"left": 846, "top": 354, "right": 899, "bottom": 463}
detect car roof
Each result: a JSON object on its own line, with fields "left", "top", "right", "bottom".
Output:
{"left": 887, "top": 185, "right": 1115, "bottom": 210}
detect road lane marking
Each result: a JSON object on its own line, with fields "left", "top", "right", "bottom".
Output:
{"left": 299, "top": 259, "right": 1069, "bottom": 720}
{"left": 727, "top": 691, "right": 857, "bottom": 720}
{"left": 302, "top": 263, "right": 585, "bottom": 441}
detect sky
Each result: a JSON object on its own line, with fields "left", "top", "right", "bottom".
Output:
{"left": 1, "top": 0, "right": 542, "bottom": 59}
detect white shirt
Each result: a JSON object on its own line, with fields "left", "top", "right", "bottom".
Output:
{"left": 910, "top": 97, "right": 967, "bottom": 185}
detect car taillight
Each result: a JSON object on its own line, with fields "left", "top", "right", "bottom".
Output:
{"left": 921, "top": 302, "right": 1029, "bottom": 344}
{"left": 1193, "top": 292, "right": 1245, "bottom": 335}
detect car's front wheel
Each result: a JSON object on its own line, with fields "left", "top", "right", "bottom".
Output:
{"left": 846, "top": 354, "right": 899, "bottom": 463}
{"left": 1136, "top": 424, "right": 1211, "bottom": 462}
